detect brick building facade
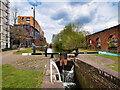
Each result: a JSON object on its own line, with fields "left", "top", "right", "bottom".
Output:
{"left": 13, "top": 24, "right": 46, "bottom": 47}
{"left": 86, "top": 24, "right": 120, "bottom": 52}
{"left": 18, "top": 16, "right": 44, "bottom": 37}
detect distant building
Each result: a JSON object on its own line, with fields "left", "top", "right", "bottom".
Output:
{"left": 86, "top": 24, "right": 120, "bottom": 52}
{"left": 10, "top": 16, "right": 47, "bottom": 47}
{"left": 0, "top": 0, "right": 10, "bottom": 49}
{"left": 11, "top": 24, "right": 45, "bottom": 48}
{"left": 18, "top": 16, "right": 44, "bottom": 37}
{"left": 52, "top": 34, "right": 56, "bottom": 43}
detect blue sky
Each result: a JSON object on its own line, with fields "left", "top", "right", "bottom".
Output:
{"left": 10, "top": 0, "right": 119, "bottom": 43}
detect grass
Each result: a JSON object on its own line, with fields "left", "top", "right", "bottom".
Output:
{"left": 2, "top": 64, "right": 44, "bottom": 88}
{"left": 13, "top": 48, "right": 44, "bottom": 55}
{"left": 78, "top": 49, "right": 98, "bottom": 52}
{"left": 78, "top": 49, "right": 120, "bottom": 72}
{"left": 105, "top": 64, "right": 120, "bottom": 72}
{"left": 2, "top": 48, "right": 17, "bottom": 52}
{"left": 93, "top": 54, "right": 120, "bottom": 72}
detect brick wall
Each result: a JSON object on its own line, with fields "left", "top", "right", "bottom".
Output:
{"left": 74, "top": 59, "right": 120, "bottom": 89}
{"left": 86, "top": 25, "right": 120, "bottom": 52}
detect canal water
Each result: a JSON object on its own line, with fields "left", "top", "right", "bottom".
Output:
{"left": 61, "top": 65, "right": 79, "bottom": 89}
{"left": 47, "top": 48, "right": 79, "bottom": 89}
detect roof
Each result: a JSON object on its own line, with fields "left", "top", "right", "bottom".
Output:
{"left": 88, "top": 24, "right": 120, "bottom": 37}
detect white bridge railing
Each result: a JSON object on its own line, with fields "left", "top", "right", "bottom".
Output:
{"left": 50, "top": 59, "right": 61, "bottom": 83}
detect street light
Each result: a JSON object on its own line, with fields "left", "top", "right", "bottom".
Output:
{"left": 32, "top": 3, "right": 36, "bottom": 53}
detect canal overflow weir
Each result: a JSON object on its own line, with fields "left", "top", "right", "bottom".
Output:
{"left": 22, "top": 48, "right": 120, "bottom": 89}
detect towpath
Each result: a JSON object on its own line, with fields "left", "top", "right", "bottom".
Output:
{"left": 77, "top": 54, "right": 119, "bottom": 78}
{"left": 2, "top": 48, "right": 25, "bottom": 65}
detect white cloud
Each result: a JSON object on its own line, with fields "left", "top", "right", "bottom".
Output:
{"left": 10, "top": 1, "right": 118, "bottom": 43}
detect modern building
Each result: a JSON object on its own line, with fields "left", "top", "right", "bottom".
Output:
{"left": 11, "top": 24, "right": 46, "bottom": 48}
{"left": 18, "top": 16, "right": 44, "bottom": 37}
{"left": 52, "top": 34, "right": 56, "bottom": 43}
{"left": 11, "top": 15, "right": 47, "bottom": 48}
{"left": 0, "top": 0, "right": 10, "bottom": 49}
{"left": 86, "top": 24, "right": 120, "bottom": 52}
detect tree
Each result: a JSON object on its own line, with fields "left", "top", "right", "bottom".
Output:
{"left": 11, "top": 5, "right": 18, "bottom": 25}
{"left": 53, "top": 22, "right": 90, "bottom": 51}
{"left": 10, "top": 26, "right": 30, "bottom": 52}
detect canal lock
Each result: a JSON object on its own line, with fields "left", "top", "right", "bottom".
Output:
{"left": 47, "top": 48, "right": 120, "bottom": 89}
{"left": 47, "top": 48, "right": 80, "bottom": 89}
{"left": 56, "top": 61, "right": 80, "bottom": 89}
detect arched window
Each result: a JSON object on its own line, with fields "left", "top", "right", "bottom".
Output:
{"left": 108, "top": 35, "right": 118, "bottom": 48}
{"left": 89, "top": 40, "right": 92, "bottom": 44}
{"left": 88, "top": 39, "right": 92, "bottom": 48}
{"left": 96, "top": 38, "right": 101, "bottom": 48}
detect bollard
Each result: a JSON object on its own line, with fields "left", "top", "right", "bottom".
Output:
{"left": 60, "top": 53, "right": 67, "bottom": 66}
{"left": 75, "top": 53, "right": 78, "bottom": 57}
{"left": 45, "top": 51, "right": 47, "bottom": 57}
{"left": 45, "top": 47, "right": 47, "bottom": 57}
{"left": 75, "top": 47, "right": 78, "bottom": 53}
{"left": 64, "top": 53, "right": 67, "bottom": 66}
{"left": 60, "top": 53, "right": 63, "bottom": 66}
{"left": 51, "top": 54, "right": 54, "bottom": 58}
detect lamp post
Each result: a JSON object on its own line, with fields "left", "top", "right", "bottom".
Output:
{"left": 32, "top": 3, "right": 36, "bottom": 53}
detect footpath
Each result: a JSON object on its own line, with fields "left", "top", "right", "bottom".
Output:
{"left": 2, "top": 48, "right": 25, "bottom": 65}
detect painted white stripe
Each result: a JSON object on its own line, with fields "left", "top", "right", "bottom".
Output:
{"left": 22, "top": 53, "right": 32, "bottom": 56}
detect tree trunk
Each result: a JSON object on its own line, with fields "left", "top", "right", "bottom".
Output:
{"left": 11, "top": 39, "right": 13, "bottom": 49}
{"left": 18, "top": 42, "right": 21, "bottom": 52}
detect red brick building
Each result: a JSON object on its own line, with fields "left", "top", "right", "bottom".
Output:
{"left": 18, "top": 16, "right": 44, "bottom": 37}
{"left": 11, "top": 24, "right": 46, "bottom": 48}
{"left": 86, "top": 24, "right": 120, "bottom": 52}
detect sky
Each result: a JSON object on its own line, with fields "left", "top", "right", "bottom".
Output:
{"left": 10, "top": 0, "right": 119, "bottom": 43}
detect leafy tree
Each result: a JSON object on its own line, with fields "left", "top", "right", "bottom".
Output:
{"left": 10, "top": 26, "right": 30, "bottom": 52}
{"left": 53, "top": 22, "right": 90, "bottom": 51}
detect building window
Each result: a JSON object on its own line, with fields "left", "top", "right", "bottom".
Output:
{"left": 22, "top": 17, "right": 24, "bottom": 20}
{"left": 6, "top": 43, "right": 8, "bottom": 48}
{"left": 26, "top": 17, "right": 30, "bottom": 21}
{"left": 6, "top": 14, "right": 8, "bottom": 19}
{"left": 6, "top": 0, "right": 8, "bottom": 5}
{"left": 108, "top": 35, "right": 117, "bottom": 48}
{"left": 26, "top": 17, "right": 30, "bottom": 24}
{"left": 6, "top": 7, "right": 8, "bottom": 12}
{"left": 26, "top": 20, "right": 30, "bottom": 24}
{"left": 6, "top": 25, "right": 8, "bottom": 29}
{"left": 6, "top": 31, "right": 8, "bottom": 35}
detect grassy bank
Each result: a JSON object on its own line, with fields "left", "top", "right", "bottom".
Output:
{"left": 13, "top": 48, "right": 44, "bottom": 55}
{"left": 2, "top": 64, "right": 44, "bottom": 88}
{"left": 94, "top": 54, "right": 120, "bottom": 72}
